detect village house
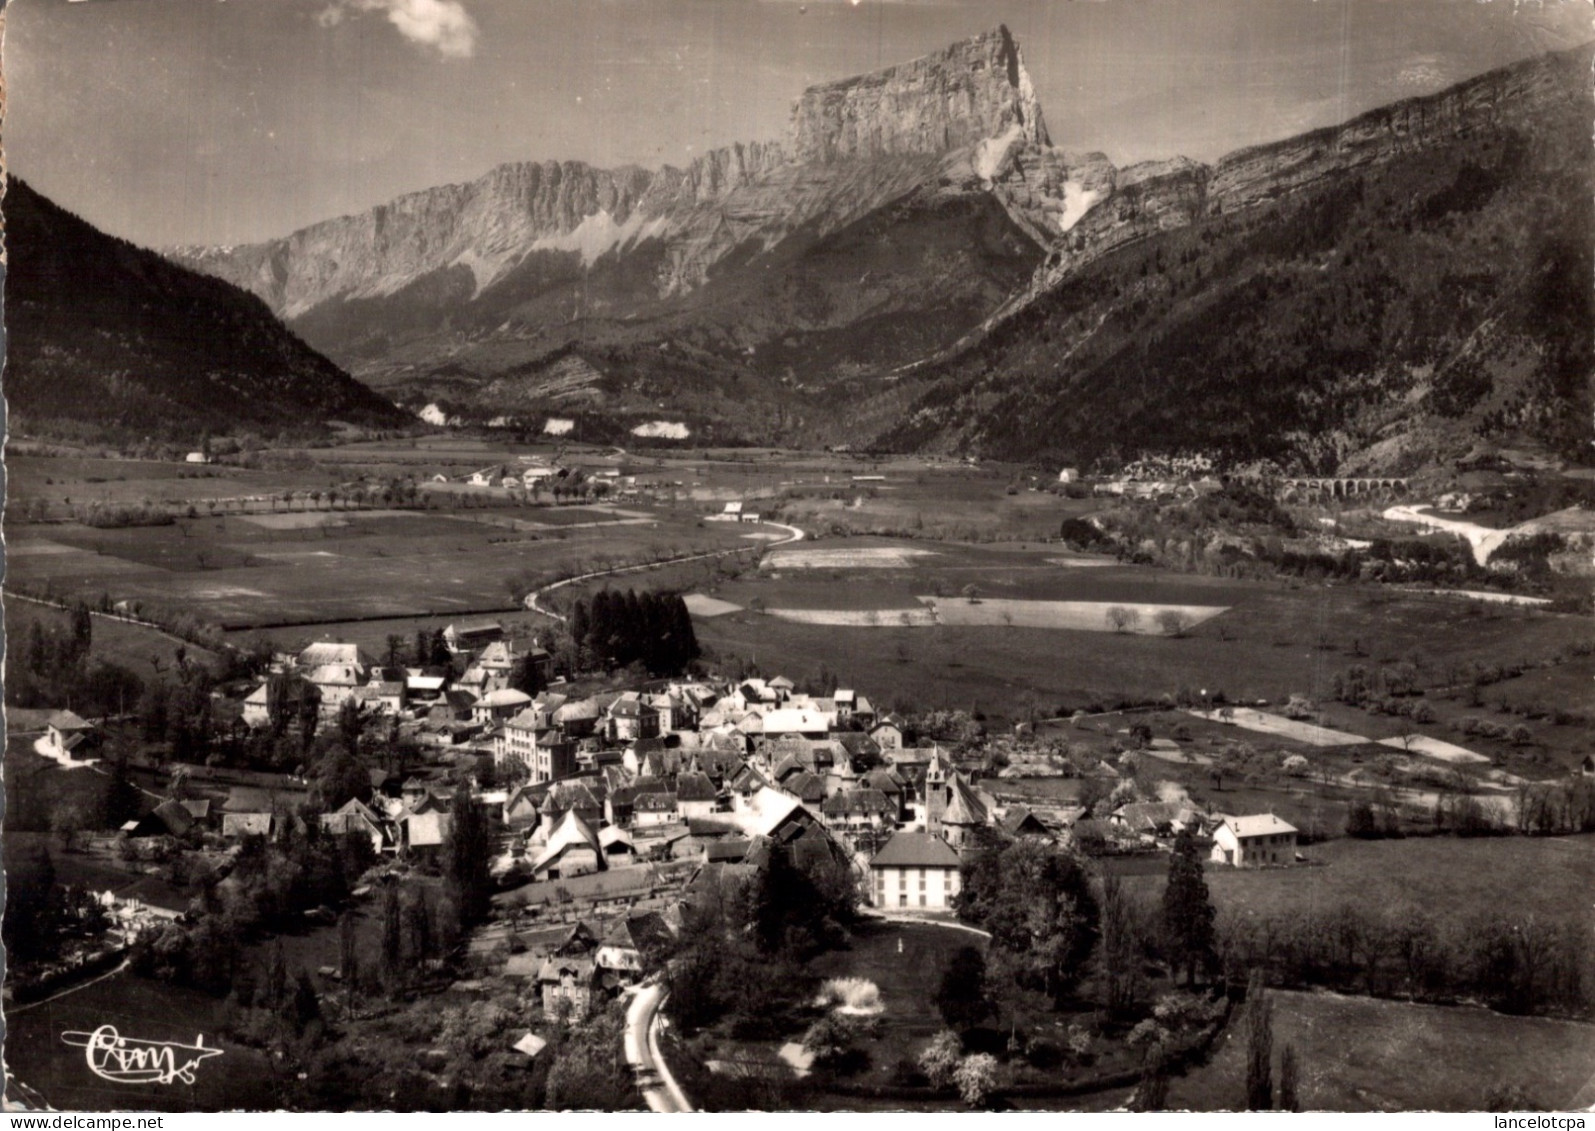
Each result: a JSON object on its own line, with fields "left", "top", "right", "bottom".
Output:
{"left": 503, "top": 784, "right": 542, "bottom": 831}
{"left": 674, "top": 772, "right": 720, "bottom": 821}
{"left": 869, "top": 830, "right": 963, "bottom": 910}
{"left": 762, "top": 707, "right": 832, "bottom": 740}
{"left": 632, "top": 792, "right": 678, "bottom": 828}
{"left": 473, "top": 687, "right": 534, "bottom": 726}
{"left": 1211, "top": 813, "right": 1298, "bottom": 867}
{"left": 320, "top": 797, "right": 391, "bottom": 855}
{"left": 398, "top": 794, "right": 454, "bottom": 859}
{"left": 554, "top": 698, "right": 603, "bottom": 739}
{"left": 445, "top": 619, "right": 505, "bottom": 655}
{"left": 401, "top": 669, "right": 446, "bottom": 705}
{"left": 998, "top": 804, "right": 1053, "bottom": 841}
{"left": 870, "top": 718, "right": 906, "bottom": 753}
{"left": 241, "top": 684, "right": 273, "bottom": 729}
{"left": 595, "top": 913, "right": 673, "bottom": 985}
{"left": 1112, "top": 801, "right": 1204, "bottom": 843}
{"left": 820, "top": 788, "right": 894, "bottom": 837}
{"left": 305, "top": 662, "right": 365, "bottom": 718}
{"left": 606, "top": 696, "right": 661, "bottom": 743}
{"left": 38, "top": 709, "right": 97, "bottom": 764}
{"left": 539, "top": 955, "right": 596, "bottom": 1020}
{"left": 529, "top": 808, "right": 604, "bottom": 880}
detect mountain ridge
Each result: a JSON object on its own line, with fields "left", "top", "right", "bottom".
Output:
{"left": 3, "top": 177, "right": 412, "bottom": 444}
{"left": 165, "top": 31, "right": 1594, "bottom": 472}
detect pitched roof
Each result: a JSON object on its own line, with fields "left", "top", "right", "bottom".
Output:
{"left": 870, "top": 830, "right": 962, "bottom": 869}
{"left": 821, "top": 788, "right": 892, "bottom": 816}
{"left": 762, "top": 708, "right": 830, "bottom": 735}
{"left": 1225, "top": 813, "right": 1298, "bottom": 838}
{"left": 941, "top": 776, "right": 988, "bottom": 826}
{"left": 152, "top": 799, "right": 195, "bottom": 835}
{"left": 298, "top": 641, "right": 371, "bottom": 669}
{"left": 46, "top": 708, "right": 95, "bottom": 732}
{"left": 600, "top": 911, "right": 674, "bottom": 955}
{"left": 705, "top": 838, "right": 752, "bottom": 862}
{"left": 783, "top": 771, "right": 827, "bottom": 804}
{"left": 998, "top": 805, "right": 1050, "bottom": 836}
{"left": 675, "top": 772, "right": 718, "bottom": 802}
{"left": 861, "top": 769, "right": 904, "bottom": 795}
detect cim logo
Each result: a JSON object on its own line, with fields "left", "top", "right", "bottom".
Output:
{"left": 61, "top": 1026, "right": 223, "bottom": 1086}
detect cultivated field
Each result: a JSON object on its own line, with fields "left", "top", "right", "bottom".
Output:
{"left": 764, "top": 547, "right": 942, "bottom": 569}
{"left": 685, "top": 537, "right": 1591, "bottom": 725}
{"left": 1186, "top": 708, "right": 1369, "bottom": 747}
{"left": 1121, "top": 835, "right": 1595, "bottom": 929}
{"left": 6, "top": 505, "right": 749, "bottom": 631}
{"left": 927, "top": 597, "right": 1227, "bottom": 632}
{"left": 1168, "top": 988, "right": 1595, "bottom": 1111}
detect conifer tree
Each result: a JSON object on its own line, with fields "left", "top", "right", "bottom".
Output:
{"left": 1245, "top": 971, "right": 1274, "bottom": 1111}
{"left": 1162, "top": 827, "right": 1216, "bottom": 985}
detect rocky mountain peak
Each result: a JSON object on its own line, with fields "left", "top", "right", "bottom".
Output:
{"left": 788, "top": 24, "right": 1050, "bottom": 165}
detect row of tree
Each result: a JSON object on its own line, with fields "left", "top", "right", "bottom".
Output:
{"left": 567, "top": 589, "right": 700, "bottom": 676}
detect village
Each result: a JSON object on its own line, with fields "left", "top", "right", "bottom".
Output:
{"left": 18, "top": 613, "right": 1304, "bottom": 956}
{"left": 5, "top": 433, "right": 1594, "bottom": 1112}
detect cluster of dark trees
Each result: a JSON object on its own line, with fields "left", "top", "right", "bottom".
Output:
{"left": 568, "top": 589, "right": 700, "bottom": 676}
{"left": 954, "top": 832, "right": 1220, "bottom": 1015}
{"left": 1217, "top": 898, "right": 1591, "bottom": 1018}
{"left": 665, "top": 843, "right": 858, "bottom": 1038}
{"left": 133, "top": 818, "right": 378, "bottom": 994}
{"left": 955, "top": 840, "right": 1101, "bottom": 1007}
{"left": 1, "top": 840, "right": 111, "bottom": 969}
{"left": 8, "top": 604, "right": 145, "bottom": 717}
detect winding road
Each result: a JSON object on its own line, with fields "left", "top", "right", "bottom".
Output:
{"left": 624, "top": 981, "right": 692, "bottom": 1113}
{"left": 524, "top": 520, "right": 804, "bottom": 623}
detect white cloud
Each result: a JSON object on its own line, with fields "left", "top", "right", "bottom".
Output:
{"left": 318, "top": 0, "right": 479, "bottom": 59}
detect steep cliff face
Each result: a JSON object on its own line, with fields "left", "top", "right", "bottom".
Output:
{"left": 789, "top": 25, "right": 1048, "bottom": 163}
{"left": 1207, "top": 43, "right": 1587, "bottom": 213}
{"left": 174, "top": 25, "right": 1072, "bottom": 327}
{"left": 874, "top": 41, "right": 1595, "bottom": 472}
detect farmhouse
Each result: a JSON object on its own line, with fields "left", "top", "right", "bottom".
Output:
{"left": 320, "top": 798, "right": 391, "bottom": 855}
{"left": 530, "top": 808, "right": 604, "bottom": 880}
{"left": 869, "top": 830, "right": 963, "bottom": 910}
{"left": 446, "top": 619, "right": 505, "bottom": 654}
{"left": 674, "top": 772, "right": 720, "bottom": 821}
{"left": 1211, "top": 813, "right": 1298, "bottom": 867}
{"left": 298, "top": 641, "right": 373, "bottom": 671}
{"left": 38, "top": 709, "right": 96, "bottom": 763}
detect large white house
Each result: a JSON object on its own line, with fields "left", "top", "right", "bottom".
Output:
{"left": 869, "top": 830, "right": 963, "bottom": 910}
{"left": 1211, "top": 813, "right": 1298, "bottom": 867}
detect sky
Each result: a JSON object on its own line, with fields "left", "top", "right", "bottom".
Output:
{"left": 6, "top": 0, "right": 1591, "bottom": 248}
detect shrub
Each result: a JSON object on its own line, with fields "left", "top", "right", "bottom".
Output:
{"left": 954, "top": 1053, "right": 1000, "bottom": 1108}
{"left": 816, "top": 977, "right": 882, "bottom": 1015}
{"left": 918, "top": 1030, "right": 963, "bottom": 1090}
